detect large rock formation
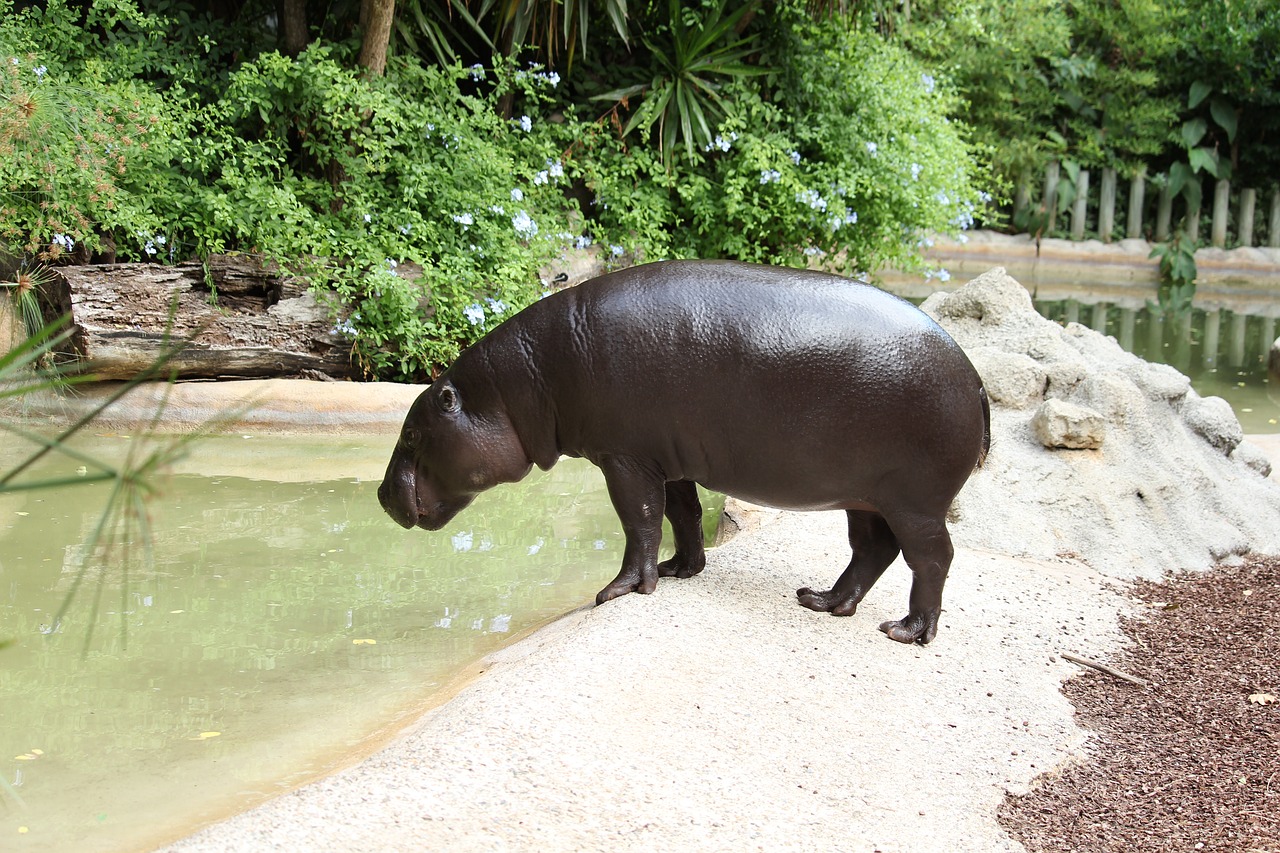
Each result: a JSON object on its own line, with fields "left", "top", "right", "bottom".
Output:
{"left": 927, "top": 267, "right": 1280, "bottom": 579}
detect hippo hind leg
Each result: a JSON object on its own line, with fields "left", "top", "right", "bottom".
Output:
{"left": 797, "top": 510, "right": 900, "bottom": 617}
{"left": 657, "top": 480, "right": 706, "bottom": 579}
{"left": 877, "top": 510, "right": 953, "bottom": 645}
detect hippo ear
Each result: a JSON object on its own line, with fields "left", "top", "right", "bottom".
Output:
{"left": 435, "top": 383, "right": 462, "bottom": 414}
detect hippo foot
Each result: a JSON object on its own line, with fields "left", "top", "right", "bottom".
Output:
{"left": 595, "top": 569, "right": 658, "bottom": 605}
{"left": 878, "top": 611, "right": 939, "bottom": 645}
{"left": 795, "top": 587, "right": 860, "bottom": 617}
{"left": 658, "top": 553, "right": 705, "bottom": 579}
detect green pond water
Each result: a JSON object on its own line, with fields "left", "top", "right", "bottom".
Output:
{"left": 1, "top": 435, "right": 723, "bottom": 852}
{"left": 1, "top": 292, "right": 1275, "bottom": 853}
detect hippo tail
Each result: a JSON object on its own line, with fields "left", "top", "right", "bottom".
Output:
{"left": 976, "top": 386, "right": 991, "bottom": 469}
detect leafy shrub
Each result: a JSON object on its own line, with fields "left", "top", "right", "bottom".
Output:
{"left": 580, "top": 18, "right": 990, "bottom": 277}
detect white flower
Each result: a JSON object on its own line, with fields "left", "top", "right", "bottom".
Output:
{"left": 610, "top": 245, "right": 625, "bottom": 257}
{"left": 533, "top": 170, "right": 549, "bottom": 186}
{"left": 574, "top": 235, "right": 594, "bottom": 249}
{"left": 400, "top": 224, "right": 412, "bottom": 235}
{"left": 938, "top": 269, "right": 951, "bottom": 282}
{"left": 911, "top": 162, "right": 923, "bottom": 180}
{"left": 512, "top": 210, "right": 538, "bottom": 239}
{"left": 510, "top": 188, "right": 524, "bottom": 201}
{"left": 979, "top": 190, "right": 993, "bottom": 203}
{"left": 922, "top": 73, "right": 936, "bottom": 94}
{"left": 519, "top": 115, "right": 532, "bottom": 132}
{"left": 386, "top": 258, "right": 398, "bottom": 270}
{"left": 760, "top": 169, "right": 781, "bottom": 184}
{"left": 789, "top": 151, "right": 801, "bottom": 164}
{"left": 796, "top": 189, "right": 827, "bottom": 211}
{"left": 866, "top": 141, "right": 878, "bottom": 156}
{"left": 34, "top": 65, "right": 47, "bottom": 81}
{"left": 463, "top": 303, "right": 485, "bottom": 325}
{"left": 363, "top": 213, "right": 372, "bottom": 223}
{"left": 469, "top": 64, "right": 486, "bottom": 80}
{"left": 452, "top": 212, "right": 474, "bottom": 227}
{"left": 547, "top": 160, "right": 564, "bottom": 179}
{"left": 486, "top": 298, "right": 508, "bottom": 315}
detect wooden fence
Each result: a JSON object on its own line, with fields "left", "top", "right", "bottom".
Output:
{"left": 1014, "top": 162, "right": 1280, "bottom": 249}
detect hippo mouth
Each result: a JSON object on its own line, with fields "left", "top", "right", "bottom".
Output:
{"left": 413, "top": 495, "right": 473, "bottom": 531}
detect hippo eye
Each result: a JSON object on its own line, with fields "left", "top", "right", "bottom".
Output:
{"left": 435, "top": 384, "right": 462, "bottom": 414}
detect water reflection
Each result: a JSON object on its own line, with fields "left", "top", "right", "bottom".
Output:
{"left": 0, "top": 438, "right": 643, "bottom": 853}
{"left": 1034, "top": 299, "right": 1279, "bottom": 432}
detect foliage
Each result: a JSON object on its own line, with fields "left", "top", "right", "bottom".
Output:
{"left": 594, "top": 0, "right": 767, "bottom": 165}
{"left": 1149, "top": 230, "right": 1198, "bottom": 314}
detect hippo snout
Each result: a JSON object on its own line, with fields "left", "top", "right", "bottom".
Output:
{"left": 379, "top": 453, "right": 421, "bottom": 530}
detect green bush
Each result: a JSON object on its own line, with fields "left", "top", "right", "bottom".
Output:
{"left": 581, "top": 18, "right": 989, "bottom": 277}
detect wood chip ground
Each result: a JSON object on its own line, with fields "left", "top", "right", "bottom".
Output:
{"left": 1000, "top": 555, "right": 1280, "bottom": 852}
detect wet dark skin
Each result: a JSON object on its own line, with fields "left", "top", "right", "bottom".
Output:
{"left": 379, "top": 260, "right": 989, "bottom": 644}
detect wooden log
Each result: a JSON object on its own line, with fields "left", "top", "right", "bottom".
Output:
{"left": 38, "top": 255, "right": 358, "bottom": 380}
{"left": 1238, "top": 187, "right": 1257, "bottom": 247}
{"left": 1098, "top": 167, "right": 1116, "bottom": 242}
{"left": 1211, "top": 178, "right": 1230, "bottom": 247}
{"left": 1126, "top": 167, "right": 1147, "bottom": 239}
{"left": 1070, "top": 169, "right": 1090, "bottom": 241}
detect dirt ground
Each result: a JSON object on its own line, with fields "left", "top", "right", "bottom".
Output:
{"left": 1000, "top": 555, "right": 1280, "bottom": 852}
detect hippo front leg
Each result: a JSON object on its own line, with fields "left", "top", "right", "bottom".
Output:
{"left": 595, "top": 455, "right": 667, "bottom": 605}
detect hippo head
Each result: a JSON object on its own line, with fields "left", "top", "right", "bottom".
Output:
{"left": 378, "top": 378, "right": 533, "bottom": 531}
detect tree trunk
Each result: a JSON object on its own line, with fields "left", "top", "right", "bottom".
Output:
{"left": 39, "top": 256, "right": 357, "bottom": 380}
{"left": 358, "top": 0, "right": 396, "bottom": 78}
{"left": 280, "top": 0, "right": 310, "bottom": 57}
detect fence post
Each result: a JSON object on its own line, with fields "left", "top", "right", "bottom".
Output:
{"left": 1071, "top": 169, "right": 1090, "bottom": 240}
{"left": 1126, "top": 167, "right": 1146, "bottom": 239}
{"left": 1238, "top": 188, "right": 1257, "bottom": 247}
{"left": 1269, "top": 186, "right": 1280, "bottom": 248}
{"left": 1014, "top": 174, "right": 1032, "bottom": 225}
{"left": 1043, "top": 161, "right": 1060, "bottom": 233}
{"left": 1098, "top": 167, "right": 1117, "bottom": 242}
{"left": 1211, "top": 178, "right": 1230, "bottom": 247}
{"left": 1155, "top": 182, "right": 1173, "bottom": 242}
{"left": 1186, "top": 194, "right": 1201, "bottom": 244}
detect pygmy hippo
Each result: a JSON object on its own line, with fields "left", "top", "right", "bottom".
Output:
{"left": 379, "top": 260, "right": 989, "bottom": 644}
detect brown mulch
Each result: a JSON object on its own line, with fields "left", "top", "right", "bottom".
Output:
{"left": 1000, "top": 555, "right": 1280, "bottom": 853}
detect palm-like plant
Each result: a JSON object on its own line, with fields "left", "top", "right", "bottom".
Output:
{"left": 594, "top": 0, "right": 767, "bottom": 165}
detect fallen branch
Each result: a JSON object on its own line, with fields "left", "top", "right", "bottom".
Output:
{"left": 1061, "top": 652, "right": 1149, "bottom": 687}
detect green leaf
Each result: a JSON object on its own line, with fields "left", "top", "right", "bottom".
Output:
{"left": 1188, "top": 146, "right": 1218, "bottom": 177}
{"left": 1188, "top": 81, "right": 1212, "bottom": 109}
{"left": 1168, "top": 161, "right": 1191, "bottom": 197}
{"left": 1209, "top": 97, "right": 1237, "bottom": 143}
{"left": 1180, "top": 118, "right": 1207, "bottom": 149}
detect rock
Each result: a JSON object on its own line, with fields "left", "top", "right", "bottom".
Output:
{"left": 1270, "top": 335, "right": 1280, "bottom": 382}
{"left": 931, "top": 266, "right": 1280, "bottom": 581}
{"left": 966, "top": 348, "right": 1047, "bottom": 407}
{"left": 923, "top": 266, "right": 1034, "bottom": 325}
{"left": 1181, "top": 393, "right": 1244, "bottom": 455}
{"left": 1232, "top": 442, "right": 1274, "bottom": 478}
{"left": 1134, "top": 361, "right": 1192, "bottom": 402}
{"left": 1031, "top": 399, "right": 1106, "bottom": 449}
